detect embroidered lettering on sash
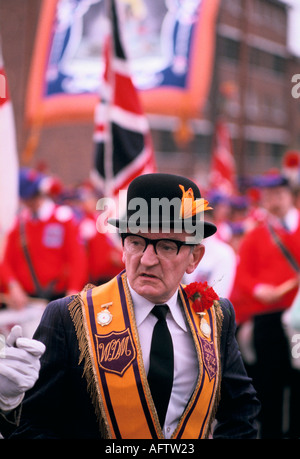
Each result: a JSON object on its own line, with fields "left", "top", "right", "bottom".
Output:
{"left": 95, "top": 328, "right": 136, "bottom": 376}
{"left": 199, "top": 337, "right": 217, "bottom": 381}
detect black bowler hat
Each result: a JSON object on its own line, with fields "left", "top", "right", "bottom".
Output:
{"left": 108, "top": 173, "right": 217, "bottom": 241}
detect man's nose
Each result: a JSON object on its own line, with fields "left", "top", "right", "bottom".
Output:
{"left": 140, "top": 243, "right": 159, "bottom": 265}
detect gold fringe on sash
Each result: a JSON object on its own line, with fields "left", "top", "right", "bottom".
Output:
{"left": 205, "top": 300, "right": 224, "bottom": 437}
{"left": 68, "top": 283, "right": 225, "bottom": 439}
{"left": 68, "top": 285, "right": 111, "bottom": 439}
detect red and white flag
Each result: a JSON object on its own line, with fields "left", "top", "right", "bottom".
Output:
{"left": 0, "top": 39, "right": 19, "bottom": 245}
{"left": 209, "top": 119, "right": 237, "bottom": 195}
{"left": 90, "top": 0, "right": 156, "bottom": 200}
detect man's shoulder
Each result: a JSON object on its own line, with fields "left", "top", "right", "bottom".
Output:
{"left": 40, "top": 292, "right": 87, "bottom": 329}
{"left": 215, "top": 298, "right": 236, "bottom": 333}
{"left": 46, "top": 281, "right": 116, "bottom": 315}
{"left": 218, "top": 297, "right": 235, "bottom": 316}
{"left": 47, "top": 294, "right": 77, "bottom": 312}
{"left": 47, "top": 284, "right": 96, "bottom": 310}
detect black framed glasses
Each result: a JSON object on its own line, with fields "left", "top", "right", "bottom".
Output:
{"left": 121, "top": 233, "right": 195, "bottom": 260}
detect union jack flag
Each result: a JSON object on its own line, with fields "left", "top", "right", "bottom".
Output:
{"left": 91, "top": 0, "right": 156, "bottom": 200}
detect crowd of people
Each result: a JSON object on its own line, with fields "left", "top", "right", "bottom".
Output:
{"left": 187, "top": 166, "right": 300, "bottom": 439}
{"left": 0, "top": 167, "right": 125, "bottom": 310}
{"left": 0, "top": 160, "right": 300, "bottom": 439}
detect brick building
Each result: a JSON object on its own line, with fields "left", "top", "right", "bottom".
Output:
{"left": 155, "top": 0, "right": 298, "bottom": 182}
{"left": 216, "top": 0, "right": 293, "bottom": 176}
{"left": 0, "top": 0, "right": 298, "bottom": 185}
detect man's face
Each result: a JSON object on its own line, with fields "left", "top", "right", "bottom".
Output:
{"left": 261, "top": 186, "right": 293, "bottom": 219}
{"left": 122, "top": 230, "right": 205, "bottom": 304}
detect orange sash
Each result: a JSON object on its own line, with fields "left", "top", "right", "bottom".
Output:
{"left": 69, "top": 272, "right": 223, "bottom": 439}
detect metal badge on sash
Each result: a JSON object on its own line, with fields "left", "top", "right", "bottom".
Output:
{"left": 199, "top": 312, "right": 211, "bottom": 338}
{"left": 97, "top": 302, "right": 113, "bottom": 326}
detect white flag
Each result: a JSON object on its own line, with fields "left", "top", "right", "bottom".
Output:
{"left": 0, "top": 38, "right": 19, "bottom": 245}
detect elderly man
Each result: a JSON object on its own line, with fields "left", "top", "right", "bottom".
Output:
{"left": 7, "top": 174, "right": 260, "bottom": 439}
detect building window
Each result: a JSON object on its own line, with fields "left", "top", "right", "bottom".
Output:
{"left": 245, "top": 141, "right": 261, "bottom": 174}
{"left": 249, "top": 46, "right": 286, "bottom": 75}
{"left": 219, "top": 36, "right": 240, "bottom": 61}
{"left": 273, "top": 55, "right": 286, "bottom": 74}
{"left": 270, "top": 143, "right": 285, "bottom": 165}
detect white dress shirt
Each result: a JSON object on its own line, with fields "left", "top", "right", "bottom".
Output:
{"left": 127, "top": 282, "right": 199, "bottom": 438}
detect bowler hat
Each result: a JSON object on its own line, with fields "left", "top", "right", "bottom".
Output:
{"left": 108, "top": 173, "right": 217, "bottom": 241}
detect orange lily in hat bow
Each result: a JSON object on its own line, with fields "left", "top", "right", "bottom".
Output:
{"left": 179, "top": 185, "right": 212, "bottom": 219}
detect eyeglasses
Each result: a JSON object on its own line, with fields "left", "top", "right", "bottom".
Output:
{"left": 121, "top": 233, "right": 195, "bottom": 260}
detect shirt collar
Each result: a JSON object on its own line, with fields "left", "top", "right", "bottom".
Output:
{"left": 269, "top": 207, "right": 299, "bottom": 232}
{"left": 37, "top": 199, "right": 55, "bottom": 221}
{"left": 284, "top": 207, "right": 299, "bottom": 232}
{"left": 127, "top": 279, "right": 187, "bottom": 332}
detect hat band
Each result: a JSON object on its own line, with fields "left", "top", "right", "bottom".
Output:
{"left": 118, "top": 196, "right": 206, "bottom": 242}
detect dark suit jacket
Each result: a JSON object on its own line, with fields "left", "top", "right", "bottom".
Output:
{"left": 0, "top": 407, "right": 21, "bottom": 438}
{"left": 7, "top": 293, "right": 260, "bottom": 439}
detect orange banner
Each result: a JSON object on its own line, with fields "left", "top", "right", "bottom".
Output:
{"left": 25, "top": 0, "right": 220, "bottom": 127}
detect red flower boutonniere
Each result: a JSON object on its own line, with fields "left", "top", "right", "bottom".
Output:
{"left": 184, "top": 282, "right": 219, "bottom": 337}
{"left": 184, "top": 281, "right": 219, "bottom": 313}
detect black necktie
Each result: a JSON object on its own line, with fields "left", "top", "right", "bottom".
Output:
{"left": 147, "top": 304, "right": 174, "bottom": 428}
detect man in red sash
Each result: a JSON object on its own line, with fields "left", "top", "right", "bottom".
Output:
{"left": 7, "top": 173, "right": 260, "bottom": 439}
{"left": 231, "top": 173, "right": 300, "bottom": 438}
{"left": 1, "top": 168, "right": 88, "bottom": 308}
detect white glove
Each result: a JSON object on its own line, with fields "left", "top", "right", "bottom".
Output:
{"left": 0, "top": 325, "right": 46, "bottom": 411}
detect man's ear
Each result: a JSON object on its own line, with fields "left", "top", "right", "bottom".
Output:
{"left": 186, "top": 244, "right": 205, "bottom": 275}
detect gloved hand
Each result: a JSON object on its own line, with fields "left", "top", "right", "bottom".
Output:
{"left": 0, "top": 325, "right": 46, "bottom": 411}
